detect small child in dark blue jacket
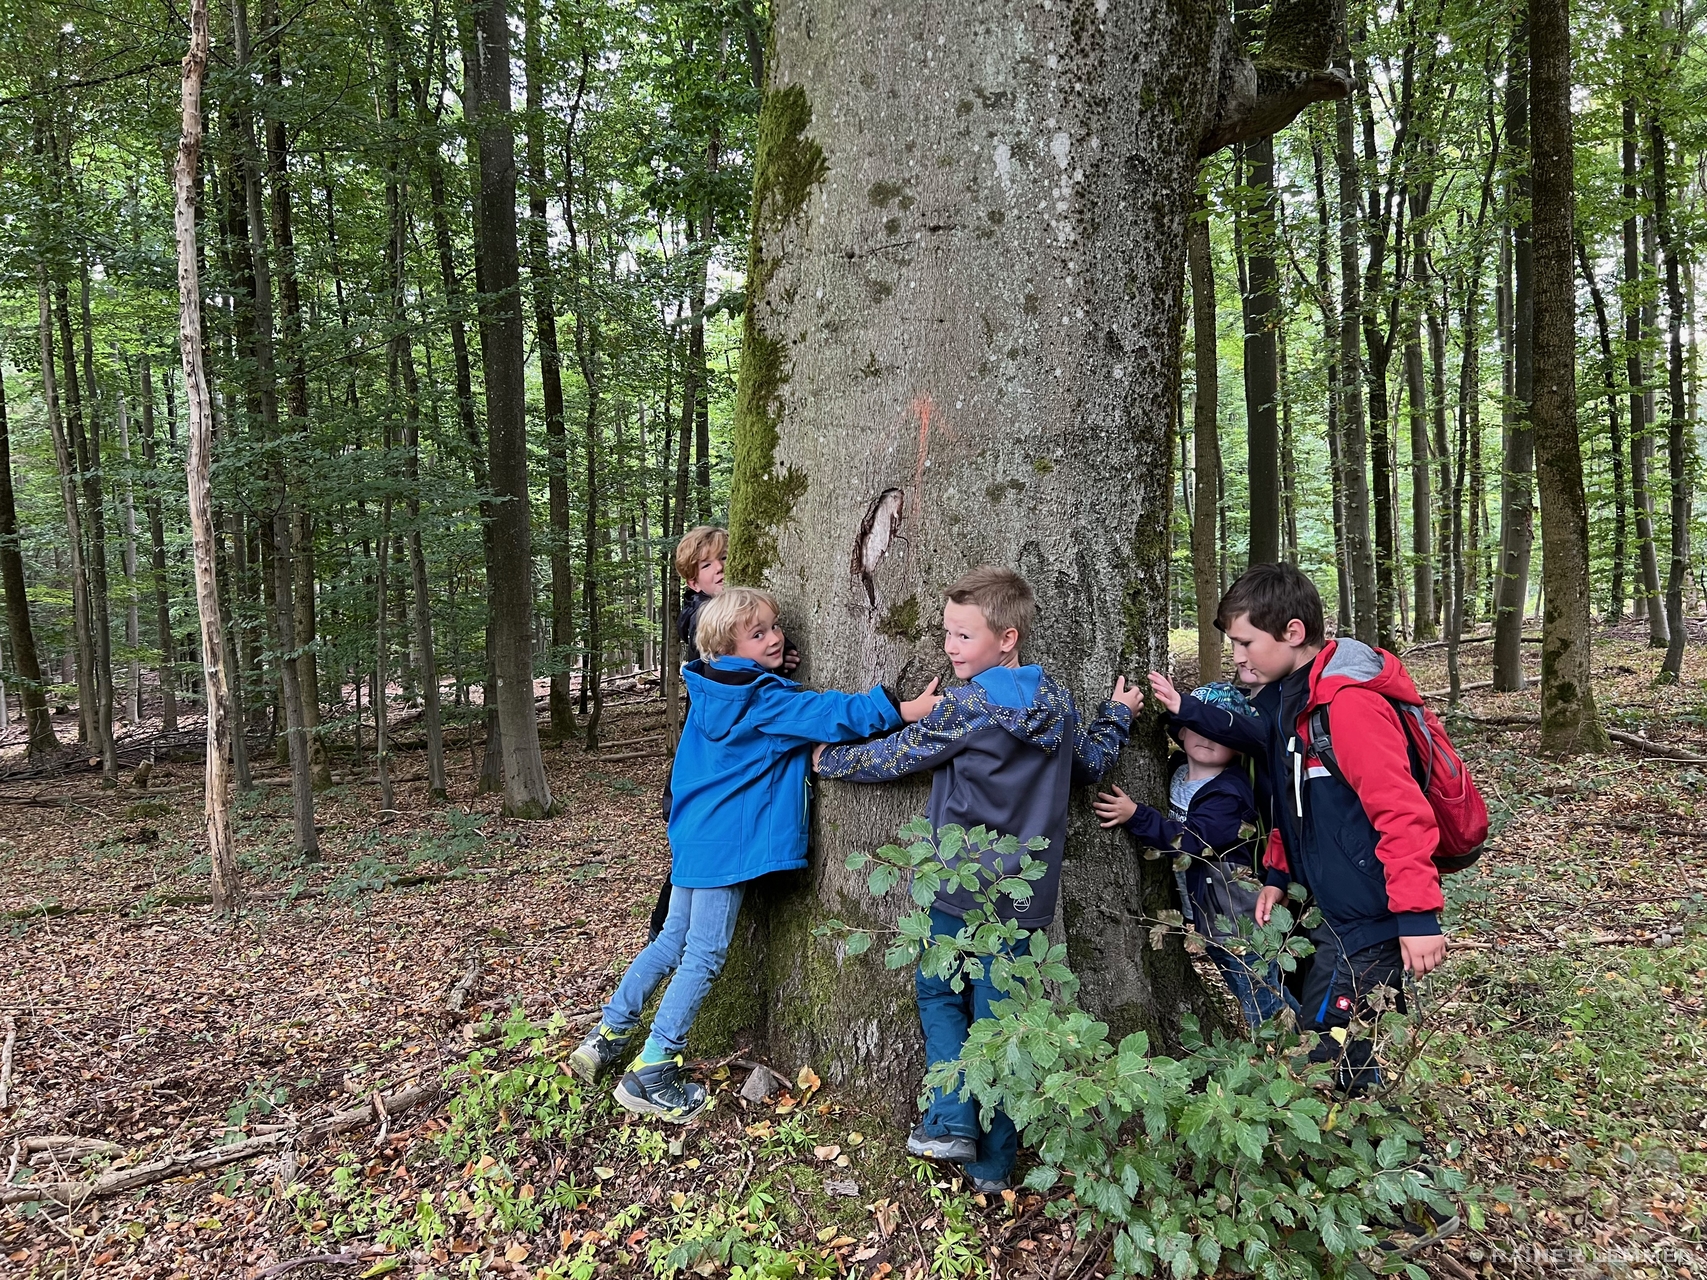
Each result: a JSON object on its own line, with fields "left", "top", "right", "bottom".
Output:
{"left": 571, "top": 588, "right": 939, "bottom": 1122}
{"left": 815, "top": 567, "right": 1143, "bottom": 1192}
{"left": 1093, "top": 681, "right": 1295, "bottom": 1029}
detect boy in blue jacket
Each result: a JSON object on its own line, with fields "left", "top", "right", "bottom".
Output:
{"left": 1092, "top": 681, "right": 1295, "bottom": 1029}
{"left": 571, "top": 588, "right": 940, "bottom": 1122}
{"left": 814, "top": 566, "right": 1143, "bottom": 1191}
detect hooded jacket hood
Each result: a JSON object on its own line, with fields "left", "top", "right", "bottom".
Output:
{"left": 681, "top": 657, "right": 784, "bottom": 742}
{"left": 970, "top": 665, "right": 1070, "bottom": 753}
{"left": 1305, "top": 638, "right": 1423, "bottom": 712}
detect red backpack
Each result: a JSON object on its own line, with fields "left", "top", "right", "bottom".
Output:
{"left": 1306, "top": 698, "right": 1489, "bottom": 874}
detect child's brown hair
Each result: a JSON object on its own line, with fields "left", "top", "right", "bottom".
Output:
{"left": 1215, "top": 562, "right": 1326, "bottom": 645}
{"left": 943, "top": 566, "right": 1036, "bottom": 649}
{"left": 675, "top": 526, "right": 728, "bottom": 582}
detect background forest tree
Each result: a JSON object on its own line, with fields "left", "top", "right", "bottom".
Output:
{"left": 0, "top": 0, "right": 1701, "bottom": 873}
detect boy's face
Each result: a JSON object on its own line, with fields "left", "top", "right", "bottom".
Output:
{"left": 688, "top": 554, "right": 726, "bottom": 596}
{"left": 1179, "top": 726, "right": 1237, "bottom": 769}
{"left": 942, "top": 601, "right": 1019, "bottom": 680}
{"left": 730, "top": 606, "right": 786, "bottom": 669}
{"left": 1224, "top": 612, "right": 1314, "bottom": 685}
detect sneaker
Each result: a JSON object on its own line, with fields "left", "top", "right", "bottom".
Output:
{"left": 567, "top": 1023, "right": 632, "bottom": 1083}
{"left": 1376, "top": 1203, "right": 1461, "bottom": 1256}
{"left": 906, "top": 1124, "right": 978, "bottom": 1163}
{"left": 970, "top": 1174, "right": 1010, "bottom": 1194}
{"left": 612, "top": 1057, "right": 709, "bottom": 1124}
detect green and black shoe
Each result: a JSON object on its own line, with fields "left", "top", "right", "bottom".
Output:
{"left": 568, "top": 1023, "right": 633, "bottom": 1083}
{"left": 612, "top": 1057, "right": 709, "bottom": 1124}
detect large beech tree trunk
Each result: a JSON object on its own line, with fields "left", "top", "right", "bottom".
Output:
{"left": 717, "top": 0, "right": 1342, "bottom": 1110}
{"left": 0, "top": 363, "right": 57, "bottom": 755}
{"left": 1530, "top": 0, "right": 1606, "bottom": 753}
{"left": 473, "top": 0, "right": 552, "bottom": 817}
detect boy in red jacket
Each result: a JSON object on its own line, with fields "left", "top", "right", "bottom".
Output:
{"left": 1148, "top": 563, "right": 1445, "bottom": 1093}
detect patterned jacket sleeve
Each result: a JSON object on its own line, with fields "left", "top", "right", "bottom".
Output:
{"left": 1070, "top": 701, "right": 1134, "bottom": 784}
{"left": 816, "top": 690, "right": 980, "bottom": 782}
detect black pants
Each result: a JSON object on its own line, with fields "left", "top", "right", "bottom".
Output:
{"left": 648, "top": 877, "right": 674, "bottom": 941}
{"left": 1298, "top": 926, "right": 1405, "bottom": 1095}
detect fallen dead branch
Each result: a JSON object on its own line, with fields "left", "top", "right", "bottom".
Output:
{"left": 0, "top": 1082, "right": 441, "bottom": 1207}
{"left": 0, "top": 1016, "right": 14, "bottom": 1108}
{"left": 1444, "top": 712, "right": 1707, "bottom": 764}
{"left": 255, "top": 1247, "right": 386, "bottom": 1279}
{"left": 587, "top": 749, "right": 667, "bottom": 764}
{"left": 444, "top": 948, "right": 483, "bottom": 1016}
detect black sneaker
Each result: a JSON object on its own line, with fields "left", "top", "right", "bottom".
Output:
{"left": 906, "top": 1124, "right": 978, "bottom": 1163}
{"left": 568, "top": 1023, "right": 632, "bottom": 1083}
{"left": 612, "top": 1057, "right": 709, "bottom": 1124}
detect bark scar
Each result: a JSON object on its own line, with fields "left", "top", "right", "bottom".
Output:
{"left": 851, "top": 488, "right": 906, "bottom": 608}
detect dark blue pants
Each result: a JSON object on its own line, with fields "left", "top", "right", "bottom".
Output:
{"left": 914, "top": 907, "right": 1019, "bottom": 1184}
{"left": 1299, "top": 926, "right": 1405, "bottom": 1094}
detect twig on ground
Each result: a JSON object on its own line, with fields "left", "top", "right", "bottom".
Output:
{"left": 444, "top": 947, "right": 484, "bottom": 1016}
{"left": 0, "top": 1015, "right": 14, "bottom": 1108}
{"left": 1446, "top": 712, "right": 1707, "bottom": 764}
{"left": 583, "top": 749, "right": 666, "bottom": 764}
{"left": 254, "top": 1247, "right": 384, "bottom": 1279}
{"left": 0, "top": 1083, "right": 440, "bottom": 1206}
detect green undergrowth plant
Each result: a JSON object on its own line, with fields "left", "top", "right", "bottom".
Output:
{"left": 819, "top": 818, "right": 1471, "bottom": 1279}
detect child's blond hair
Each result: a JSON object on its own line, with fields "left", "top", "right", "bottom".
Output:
{"left": 675, "top": 526, "right": 728, "bottom": 582}
{"left": 943, "top": 566, "right": 1035, "bottom": 650}
{"left": 695, "top": 587, "right": 779, "bottom": 659}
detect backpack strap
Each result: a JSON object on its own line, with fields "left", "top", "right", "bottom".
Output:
{"left": 1306, "top": 698, "right": 1427, "bottom": 795}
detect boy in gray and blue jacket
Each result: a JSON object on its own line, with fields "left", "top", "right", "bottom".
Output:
{"left": 571, "top": 587, "right": 939, "bottom": 1123}
{"left": 814, "top": 567, "right": 1143, "bottom": 1191}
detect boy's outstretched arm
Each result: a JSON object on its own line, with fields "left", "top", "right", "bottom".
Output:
{"left": 816, "top": 693, "right": 976, "bottom": 782}
{"left": 749, "top": 683, "right": 906, "bottom": 748}
{"left": 1070, "top": 678, "right": 1141, "bottom": 782}
{"left": 1165, "top": 679, "right": 1266, "bottom": 752}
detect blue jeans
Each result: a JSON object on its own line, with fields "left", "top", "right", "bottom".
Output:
{"left": 914, "top": 907, "right": 1019, "bottom": 1185}
{"left": 1206, "top": 942, "right": 1300, "bottom": 1028}
{"left": 603, "top": 883, "right": 744, "bottom": 1055}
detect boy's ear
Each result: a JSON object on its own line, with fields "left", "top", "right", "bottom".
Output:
{"left": 1284, "top": 619, "right": 1308, "bottom": 647}
{"left": 999, "top": 627, "right": 1020, "bottom": 655}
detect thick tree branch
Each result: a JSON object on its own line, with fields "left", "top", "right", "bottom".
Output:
{"left": 1200, "top": 0, "right": 1351, "bottom": 156}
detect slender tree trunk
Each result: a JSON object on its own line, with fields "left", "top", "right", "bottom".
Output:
{"left": 1623, "top": 100, "right": 1666, "bottom": 641}
{"left": 265, "top": 4, "right": 330, "bottom": 791}
{"left": 1577, "top": 242, "right": 1628, "bottom": 623}
{"left": 472, "top": 0, "right": 552, "bottom": 817}
{"left": 174, "top": 0, "right": 240, "bottom": 914}
{"left": 375, "top": 514, "right": 394, "bottom": 814}
{"left": 1531, "top": 0, "right": 1607, "bottom": 752}
{"left": 1651, "top": 112, "right": 1693, "bottom": 682}
{"left": 38, "top": 274, "right": 96, "bottom": 746}
{"left": 1406, "top": 195, "right": 1435, "bottom": 641}
{"left": 234, "top": 0, "right": 317, "bottom": 859}
{"left": 1335, "top": 94, "right": 1378, "bottom": 645}
{"left": 1278, "top": 325, "right": 1298, "bottom": 562}
{"left": 1242, "top": 137, "right": 1282, "bottom": 565}
{"left": 58, "top": 288, "right": 117, "bottom": 780}
{"left": 0, "top": 362, "right": 57, "bottom": 754}
{"left": 1494, "top": 12, "right": 1536, "bottom": 690}
{"left": 116, "top": 393, "right": 142, "bottom": 724}
{"left": 523, "top": 0, "right": 576, "bottom": 740}
{"left": 139, "top": 357, "right": 177, "bottom": 730}
{"left": 1189, "top": 189, "right": 1223, "bottom": 681}
{"left": 1314, "top": 137, "right": 1352, "bottom": 630}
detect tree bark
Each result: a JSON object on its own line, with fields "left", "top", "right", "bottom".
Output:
{"left": 1335, "top": 92, "right": 1378, "bottom": 645}
{"left": 472, "top": 0, "right": 552, "bottom": 817}
{"left": 233, "top": 0, "right": 317, "bottom": 860}
{"left": 523, "top": 0, "right": 577, "bottom": 740}
{"left": 1530, "top": 0, "right": 1606, "bottom": 753}
{"left": 0, "top": 361, "right": 57, "bottom": 754}
{"left": 1189, "top": 190, "right": 1223, "bottom": 682}
{"left": 1623, "top": 99, "right": 1665, "bottom": 643}
{"left": 1651, "top": 111, "right": 1693, "bottom": 682}
{"left": 1405, "top": 190, "right": 1435, "bottom": 642}
{"left": 116, "top": 394, "right": 142, "bottom": 724}
{"left": 139, "top": 356, "right": 177, "bottom": 731}
{"left": 57, "top": 287, "right": 117, "bottom": 780}
{"left": 174, "top": 0, "right": 240, "bottom": 915}
{"left": 1313, "top": 135, "right": 1352, "bottom": 630}
{"left": 39, "top": 276, "right": 96, "bottom": 747}
{"left": 1577, "top": 241, "right": 1627, "bottom": 623}
{"left": 717, "top": 0, "right": 1303, "bottom": 1103}
{"left": 1241, "top": 137, "right": 1282, "bottom": 566}
{"left": 1493, "top": 12, "right": 1535, "bottom": 691}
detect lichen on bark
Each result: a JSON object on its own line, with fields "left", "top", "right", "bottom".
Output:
{"left": 727, "top": 84, "right": 825, "bottom": 585}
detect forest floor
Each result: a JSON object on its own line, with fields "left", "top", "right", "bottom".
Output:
{"left": 1, "top": 627, "right": 1705, "bottom": 1280}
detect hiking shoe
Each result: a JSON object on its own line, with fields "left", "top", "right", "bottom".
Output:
{"left": 971, "top": 1174, "right": 1010, "bottom": 1194}
{"left": 1377, "top": 1207, "right": 1461, "bottom": 1256}
{"left": 906, "top": 1124, "right": 978, "bottom": 1163}
{"left": 567, "top": 1023, "right": 632, "bottom": 1083}
{"left": 612, "top": 1057, "right": 709, "bottom": 1124}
